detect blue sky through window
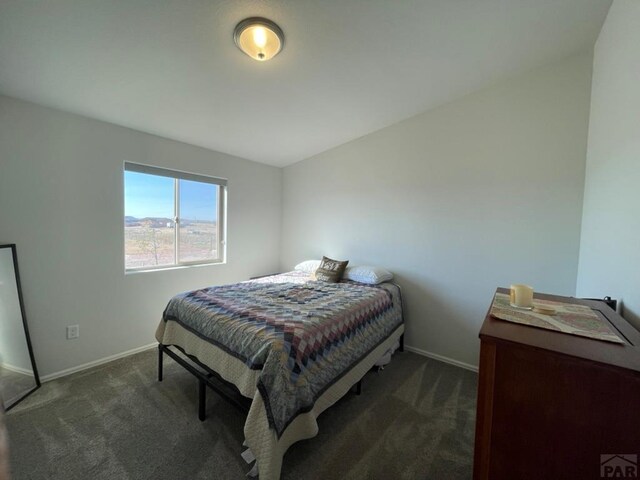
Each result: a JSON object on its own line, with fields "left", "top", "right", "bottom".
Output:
{"left": 180, "top": 179, "right": 217, "bottom": 222}
{"left": 125, "top": 171, "right": 217, "bottom": 222}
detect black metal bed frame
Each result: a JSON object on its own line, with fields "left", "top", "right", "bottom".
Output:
{"left": 159, "top": 331, "right": 404, "bottom": 421}
{"left": 157, "top": 282, "right": 406, "bottom": 421}
{"left": 158, "top": 343, "right": 251, "bottom": 420}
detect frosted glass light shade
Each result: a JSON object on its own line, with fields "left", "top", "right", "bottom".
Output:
{"left": 234, "top": 18, "right": 284, "bottom": 62}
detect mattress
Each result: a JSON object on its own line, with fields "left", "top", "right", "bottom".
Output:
{"left": 155, "top": 271, "right": 404, "bottom": 479}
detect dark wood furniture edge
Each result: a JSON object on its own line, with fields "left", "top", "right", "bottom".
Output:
{"left": 482, "top": 288, "right": 640, "bottom": 373}
{"left": 473, "top": 288, "right": 640, "bottom": 480}
{"left": 478, "top": 333, "right": 640, "bottom": 381}
{"left": 493, "top": 287, "right": 640, "bottom": 345}
{"left": 473, "top": 340, "right": 496, "bottom": 480}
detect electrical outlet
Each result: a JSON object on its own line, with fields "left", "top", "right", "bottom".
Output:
{"left": 66, "top": 325, "right": 79, "bottom": 340}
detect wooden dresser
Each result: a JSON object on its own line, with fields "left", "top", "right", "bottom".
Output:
{"left": 473, "top": 288, "right": 640, "bottom": 480}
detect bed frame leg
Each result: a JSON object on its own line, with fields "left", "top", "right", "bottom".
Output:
{"left": 399, "top": 334, "right": 405, "bottom": 353}
{"left": 198, "top": 379, "right": 206, "bottom": 421}
{"left": 158, "top": 344, "right": 164, "bottom": 382}
{"left": 355, "top": 380, "right": 362, "bottom": 395}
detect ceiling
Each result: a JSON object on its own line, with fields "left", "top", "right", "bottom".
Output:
{"left": 0, "top": 0, "right": 611, "bottom": 167}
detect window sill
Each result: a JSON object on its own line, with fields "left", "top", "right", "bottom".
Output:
{"left": 125, "top": 260, "right": 225, "bottom": 275}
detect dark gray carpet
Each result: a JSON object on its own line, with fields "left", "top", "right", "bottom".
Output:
{"left": 0, "top": 368, "right": 37, "bottom": 410}
{"left": 5, "top": 349, "right": 477, "bottom": 479}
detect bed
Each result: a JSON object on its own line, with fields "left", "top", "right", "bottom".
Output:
{"left": 155, "top": 270, "right": 404, "bottom": 480}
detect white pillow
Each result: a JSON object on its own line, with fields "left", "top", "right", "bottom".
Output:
{"left": 294, "top": 259, "right": 322, "bottom": 273}
{"left": 344, "top": 265, "right": 393, "bottom": 284}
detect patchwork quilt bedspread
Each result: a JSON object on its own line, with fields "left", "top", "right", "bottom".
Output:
{"left": 160, "top": 271, "right": 403, "bottom": 437}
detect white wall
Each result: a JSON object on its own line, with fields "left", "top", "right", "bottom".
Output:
{"left": 0, "top": 95, "right": 282, "bottom": 377}
{"left": 0, "top": 49, "right": 604, "bottom": 376}
{"left": 577, "top": 0, "right": 640, "bottom": 329}
{"left": 281, "top": 54, "right": 592, "bottom": 367}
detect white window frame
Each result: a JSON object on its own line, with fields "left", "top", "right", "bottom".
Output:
{"left": 124, "top": 162, "right": 227, "bottom": 272}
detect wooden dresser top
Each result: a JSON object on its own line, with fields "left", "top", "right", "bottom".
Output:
{"left": 480, "top": 288, "right": 640, "bottom": 374}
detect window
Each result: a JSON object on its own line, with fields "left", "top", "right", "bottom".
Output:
{"left": 124, "top": 163, "right": 226, "bottom": 271}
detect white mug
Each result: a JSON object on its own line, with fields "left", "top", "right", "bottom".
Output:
{"left": 510, "top": 284, "right": 534, "bottom": 309}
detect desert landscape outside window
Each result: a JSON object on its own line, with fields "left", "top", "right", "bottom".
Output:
{"left": 124, "top": 163, "right": 226, "bottom": 271}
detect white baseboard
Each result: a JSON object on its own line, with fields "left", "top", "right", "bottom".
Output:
{"left": 404, "top": 345, "right": 479, "bottom": 372}
{"left": 0, "top": 363, "right": 34, "bottom": 376}
{"left": 38, "top": 342, "right": 475, "bottom": 382}
{"left": 40, "top": 343, "right": 157, "bottom": 382}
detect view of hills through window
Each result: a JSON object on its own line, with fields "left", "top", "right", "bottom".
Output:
{"left": 124, "top": 170, "right": 221, "bottom": 270}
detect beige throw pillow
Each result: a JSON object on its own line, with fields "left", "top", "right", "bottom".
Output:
{"left": 314, "top": 256, "right": 349, "bottom": 283}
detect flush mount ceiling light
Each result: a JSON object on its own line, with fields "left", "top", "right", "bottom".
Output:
{"left": 233, "top": 17, "right": 284, "bottom": 62}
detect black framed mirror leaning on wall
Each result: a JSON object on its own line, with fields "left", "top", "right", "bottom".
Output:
{"left": 0, "top": 244, "right": 40, "bottom": 411}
